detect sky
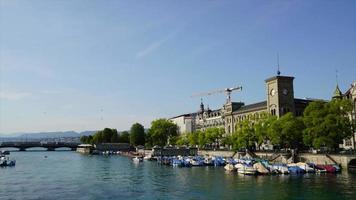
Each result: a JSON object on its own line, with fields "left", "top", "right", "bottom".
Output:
{"left": 0, "top": 0, "right": 355, "bottom": 134}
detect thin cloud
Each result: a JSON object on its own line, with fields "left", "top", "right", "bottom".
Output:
{"left": 0, "top": 91, "right": 32, "bottom": 101}
{"left": 135, "top": 31, "right": 178, "bottom": 59}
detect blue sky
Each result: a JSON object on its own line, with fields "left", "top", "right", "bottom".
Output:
{"left": 0, "top": 0, "right": 355, "bottom": 133}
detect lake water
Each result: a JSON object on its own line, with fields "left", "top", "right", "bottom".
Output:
{"left": 1, "top": 151, "right": 356, "bottom": 200}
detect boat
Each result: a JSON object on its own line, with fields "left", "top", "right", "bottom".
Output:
{"left": 271, "top": 164, "right": 289, "bottom": 174}
{"left": 0, "top": 150, "right": 10, "bottom": 155}
{"left": 224, "top": 164, "right": 236, "bottom": 172}
{"left": 295, "top": 162, "right": 315, "bottom": 173}
{"left": 0, "top": 155, "right": 16, "bottom": 167}
{"left": 235, "top": 163, "right": 257, "bottom": 175}
{"left": 213, "top": 156, "right": 226, "bottom": 167}
{"left": 172, "top": 159, "right": 183, "bottom": 167}
{"left": 132, "top": 156, "right": 143, "bottom": 163}
{"left": 253, "top": 162, "right": 270, "bottom": 174}
{"left": 316, "top": 165, "right": 336, "bottom": 173}
{"left": 204, "top": 157, "right": 214, "bottom": 166}
{"left": 287, "top": 164, "right": 305, "bottom": 174}
{"left": 190, "top": 157, "right": 204, "bottom": 166}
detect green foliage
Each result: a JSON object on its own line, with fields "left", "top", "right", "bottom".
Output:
{"left": 254, "top": 115, "right": 276, "bottom": 148}
{"left": 147, "top": 119, "right": 178, "bottom": 146}
{"left": 130, "top": 123, "right": 145, "bottom": 146}
{"left": 187, "top": 132, "right": 199, "bottom": 146}
{"left": 81, "top": 128, "right": 119, "bottom": 144}
{"left": 119, "top": 131, "right": 130, "bottom": 143}
{"left": 303, "top": 99, "right": 353, "bottom": 149}
{"left": 233, "top": 119, "right": 256, "bottom": 150}
{"left": 268, "top": 113, "right": 304, "bottom": 149}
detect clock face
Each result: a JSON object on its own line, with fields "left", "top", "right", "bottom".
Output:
{"left": 270, "top": 89, "right": 276, "bottom": 96}
{"left": 283, "top": 88, "right": 288, "bottom": 95}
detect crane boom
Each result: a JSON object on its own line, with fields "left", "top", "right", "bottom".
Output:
{"left": 191, "top": 86, "right": 242, "bottom": 102}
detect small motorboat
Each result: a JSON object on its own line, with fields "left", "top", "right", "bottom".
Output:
{"left": 253, "top": 162, "right": 269, "bottom": 174}
{"left": 204, "top": 157, "right": 214, "bottom": 166}
{"left": 271, "top": 164, "right": 289, "bottom": 174}
{"left": 224, "top": 163, "right": 236, "bottom": 172}
{"left": 0, "top": 150, "right": 10, "bottom": 155}
{"left": 316, "top": 165, "right": 336, "bottom": 173}
{"left": 235, "top": 163, "right": 257, "bottom": 175}
{"left": 295, "top": 162, "right": 315, "bottom": 173}
{"left": 287, "top": 165, "right": 305, "bottom": 174}
{"left": 0, "top": 156, "right": 16, "bottom": 167}
{"left": 132, "top": 156, "right": 143, "bottom": 163}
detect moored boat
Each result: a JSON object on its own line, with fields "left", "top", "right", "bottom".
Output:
{"left": 253, "top": 162, "right": 269, "bottom": 174}
{"left": 224, "top": 163, "right": 236, "bottom": 172}
{"left": 235, "top": 163, "right": 257, "bottom": 175}
{"left": 132, "top": 156, "right": 143, "bottom": 163}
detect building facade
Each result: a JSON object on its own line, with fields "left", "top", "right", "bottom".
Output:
{"left": 171, "top": 74, "right": 312, "bottom": 135}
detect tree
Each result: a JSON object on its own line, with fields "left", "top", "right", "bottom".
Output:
{"left": 176, "top": 133, "right": 189, "bottom": 146}
{"left": 119, "top": 131, "right": 130, "bottom": 143}
{"left": 187, "top": 132, "right": 199, "bottom": 146}
{"left": 88, "top": 128, "right": 118, "bottom": 144}
{"left": 80, "top": 135, "right": 88, "bottom": 144}
{"left": 254, "top": 115, "right": 276, "bottom": 149}
{"left": 110, "top": 130, "right": 119, "bottom": 143}
{"left": 234, "top": 119, "right": 256, "bottom": 150}
{"left": 130, "top": 123, "right": 145, "bottom": 146}
{"left": 303, "top": 99, "right": 353, "bottom": 149}
{"left": 148, "top": 119, "right": 178, "bottom": 146}
{"left": 198, "top": 130, "right": 206, "bottom": 148}
{"left": 267, "top": 113, "right": 304, "bottom": 149}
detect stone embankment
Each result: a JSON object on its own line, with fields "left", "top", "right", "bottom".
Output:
{"left": 198, "top": 150, "right": 356, "bottom": 169}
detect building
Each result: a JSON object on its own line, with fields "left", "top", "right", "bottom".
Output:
{"left": 200, "top": 74, "right": 312, "bottom": 134}
{"left": 171, "top": 73, "right": 313, "bottom": 135}
{"left": 169, "top": 113, "right": 195, "bottom": 134}
{"left": 339, "top": 82, "right": 356, "bottom": 149}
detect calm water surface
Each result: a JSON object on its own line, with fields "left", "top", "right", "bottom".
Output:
{"left": 1, "top": 151, "right": 356, "bottom": 200}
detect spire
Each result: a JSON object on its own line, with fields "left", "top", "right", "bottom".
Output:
{"left": 200, "top": 98, "right": 205, "bottom": 113}
{"left": 277, "top": 53, "right": 281, "bottom": 76}
{"left": 332, "top": 70, "right": 343, "bottom": 99}
{"left": 332, "top": 85, "right": 343, "bottom": 99}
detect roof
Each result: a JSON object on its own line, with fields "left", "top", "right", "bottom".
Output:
{"left": 233, "top": 101, "right": 267, "bottom": 114}
{"left": 333, "top": 85, "right": 343, "bottom": 98}
{"left": 265, "top": 75, "right": 294, "bottom": 83}
{"left": 169, "top": 113, "right": 194, "bottom": 119}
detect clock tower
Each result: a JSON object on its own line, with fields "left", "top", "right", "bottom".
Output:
{"left": 265, "top": 75, "right": 295, "bottom": 117}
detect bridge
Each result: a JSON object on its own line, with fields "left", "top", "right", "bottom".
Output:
{"left": 0, "top": 142, "right": 80, "bottom": 151}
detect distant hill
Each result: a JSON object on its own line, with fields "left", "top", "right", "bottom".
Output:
{"left": 0, "top": 130, "right": 97, "bottom": 139}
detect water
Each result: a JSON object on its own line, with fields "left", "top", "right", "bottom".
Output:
{"left": 1, "top": 151, "right": 356, "bottom": 200}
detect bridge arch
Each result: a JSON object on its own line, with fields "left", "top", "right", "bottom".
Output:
{"left": 348, "top": 158, "right": 356, "bottom": 168}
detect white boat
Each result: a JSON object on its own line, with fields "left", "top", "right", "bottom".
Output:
{"left": 253, "top": 163, "right": 269, "bottom": 174}
{"left": 235, "top": 163, "right": 257, "bottom": 175}
{"left": 132, "top": 157, "right": 143, "bottom": 163}
{"left": 0, "top": 156, "right": 16, "bottom": 167}
{"left": 224, "top": 164, "right": 236, "bottom": 172}
{"left": 295, "top": 162, "right": 315, "bottom": 173}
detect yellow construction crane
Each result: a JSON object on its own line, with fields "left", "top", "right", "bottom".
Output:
{"left": 191, "top": 86, "right": 242, "bottom": 103}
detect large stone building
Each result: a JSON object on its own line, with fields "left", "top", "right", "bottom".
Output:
{"left": 171, "top": 73, "right": 312, "bottom": 135}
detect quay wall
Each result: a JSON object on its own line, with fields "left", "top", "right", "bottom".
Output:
{"left": 197, "top": 150, "right": 356, "bottom": 169}
{"left": 198, "top": 150, "right": 235, "bottom": 158}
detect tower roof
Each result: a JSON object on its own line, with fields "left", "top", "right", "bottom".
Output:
{"left": 332, "top": 85, "right": 343, "bottom": 99}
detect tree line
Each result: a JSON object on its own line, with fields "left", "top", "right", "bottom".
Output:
{"left": 80, "top": 120, "right": 179, "bottom": 147}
